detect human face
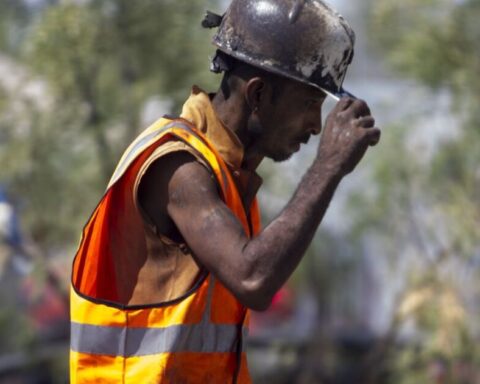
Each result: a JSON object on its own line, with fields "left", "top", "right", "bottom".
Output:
{"left": 256, "top": 80, "right": 326, "bottom": 162}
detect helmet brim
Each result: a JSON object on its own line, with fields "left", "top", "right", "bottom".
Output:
{"left": 212, "top": 46, "right": 358, "bottom": 103}
{"left": 321, "top": 87, "right": 357, "bottom": 102}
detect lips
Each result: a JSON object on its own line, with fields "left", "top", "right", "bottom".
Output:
{"left": 290, "top": 135, "right": 310, "bottom": 153}
{"left": 299, "top": 135, "right": 310, "bottom": 144}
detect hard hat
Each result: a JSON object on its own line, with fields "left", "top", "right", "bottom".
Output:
{"left": 202, "top": 0, "right": 356, "bottom": 100}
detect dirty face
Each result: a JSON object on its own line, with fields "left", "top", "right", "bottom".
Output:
{"left": 254, "top": 79, "right": 326, "bottom": 162}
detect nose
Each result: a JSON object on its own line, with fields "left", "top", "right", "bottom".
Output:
{"left": 304, "top": 110, "right": 322, "bottom": 135}
{"left": 310, "top": 120, "right": 322, "bottom": 135}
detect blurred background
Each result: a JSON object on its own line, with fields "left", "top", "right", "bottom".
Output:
{"left": 0, "top": 0, "right": 479, "bottom": 383}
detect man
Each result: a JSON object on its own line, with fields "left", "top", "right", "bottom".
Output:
{"left": 70, "top": 0, "right": 380, "bottom": 383}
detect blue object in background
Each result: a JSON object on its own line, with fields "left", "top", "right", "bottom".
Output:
{"left": 0, "top": 186, "right": 23, "bottom": 249}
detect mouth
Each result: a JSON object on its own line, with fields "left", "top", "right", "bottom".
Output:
{"left": 291, "top": 135, "right": 310, "bottom": 153}
{"left": 298, "top": 135, "right": 310, "bottom": 145}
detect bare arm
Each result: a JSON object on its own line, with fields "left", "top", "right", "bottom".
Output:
{"left": 140, "top": 98, "right": 380, "bottom": 310}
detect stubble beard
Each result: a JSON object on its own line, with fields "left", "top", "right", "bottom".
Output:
{"left": 247, "top": 118, "right": 293, "bottom": 162}
{"left": 270, "top": 149, "right": 293, "bottom": 163}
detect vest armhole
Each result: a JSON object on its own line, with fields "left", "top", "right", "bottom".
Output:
{"left": 132, "top": 141, "right": 213, "bottom": 245}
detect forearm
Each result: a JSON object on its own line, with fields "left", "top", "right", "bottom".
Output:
{"left": 165, "top": 98, "right": 379, "bottom": 311}
{"left": 239, "top": 160, "right": 343, "bottom": 308}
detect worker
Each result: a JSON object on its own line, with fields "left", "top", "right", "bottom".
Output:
{"left": 70, "top": 0, "right": 380, "bottom": 383}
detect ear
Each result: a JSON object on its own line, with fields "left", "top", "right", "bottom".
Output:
{"left": 244, "top": 77, "right": 269, "bottom": 111}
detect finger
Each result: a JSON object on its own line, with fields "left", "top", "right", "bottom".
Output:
{"left": 355, "top": 116, "right": 375, "bottom": 128}
{"left": 366, "top": 127, "right": 381, "bottom": 146}
{"left": 351, "top": 99, "right": 371, "bottom": 117}
{"left": 337, "top": 97, "right": 355, "bottom": 111}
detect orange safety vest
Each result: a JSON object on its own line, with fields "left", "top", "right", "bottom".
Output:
{"left": 70, "top": 118, "right": 261, "bottom": 383}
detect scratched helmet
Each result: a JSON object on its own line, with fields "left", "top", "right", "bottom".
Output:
{"left": 202, "top": 0, "right": 356, "bottom": 100}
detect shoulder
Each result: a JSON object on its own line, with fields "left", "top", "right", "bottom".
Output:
{"left": 137, "top": 149, "right": 220, "bottom": 228}
{"left": 139, "top": 150, "right": 216, "bottom": 200}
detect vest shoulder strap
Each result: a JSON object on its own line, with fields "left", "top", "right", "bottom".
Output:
{"left": 107, "top": 117, "right": 257, "bottom": 236}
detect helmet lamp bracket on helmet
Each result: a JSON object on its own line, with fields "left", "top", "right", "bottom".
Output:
{"left": 201, "top": 11, "right": 224, "bottom": 29}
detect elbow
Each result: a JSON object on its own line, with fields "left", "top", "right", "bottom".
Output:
{"left": 236, "top": 279, "right": 275, "bottom": 312}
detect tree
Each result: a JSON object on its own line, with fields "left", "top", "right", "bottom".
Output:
{"left": 27, "top": 0, "right": 221, "bottom": 179}
{"left": 350, "top": 1, "right": 480, "bottom": 382}
{"left": 0, "top": 0, "right": 221, "bottom": 254}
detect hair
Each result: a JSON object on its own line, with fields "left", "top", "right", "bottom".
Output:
{"left": 212, "top": 50, "right": 286, "bottom": 103}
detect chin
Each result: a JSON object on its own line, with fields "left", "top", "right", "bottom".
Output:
{"left": 269, "top": 151, "right": 294, "bottom": 163}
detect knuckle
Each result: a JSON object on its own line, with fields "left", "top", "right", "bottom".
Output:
{"left": 352, "top": 99, "right": 371, "bottom": 115}
{"left": 331, "top": 112, "right": 346, "bottom": 126}
{"left": 353, "top": 98, "right": 367, "bottom": 108}
{"left": 338, "top": 97, "right": 354, "bottom": 111}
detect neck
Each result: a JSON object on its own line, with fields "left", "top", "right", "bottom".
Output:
{"left": 211, "top": 90, "right": 264, "bottom": 172}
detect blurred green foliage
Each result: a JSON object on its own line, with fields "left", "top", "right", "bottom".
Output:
{"left": 0, "top": 2, "right": 220, "bottom": 376}
{"left": 0, "top": 0, "right": 31, "bottom": 55}
{"left": 361, "top": 0, "right": 480, "bottom": 382}
{"left": 0, "top": 0, "right": 220, "bottom": 253}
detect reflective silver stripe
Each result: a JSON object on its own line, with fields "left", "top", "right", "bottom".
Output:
{"left": 242, "top": 326, "right": 249, "bottom": 340}
{"left": 108, "top": 121, "right": 229, "bottom": 193}
{"left": 109, "top": 122, "right": 178, "bottom": 187}
{"left": 71, "top": 321, "right": 243, "bottom": 357}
